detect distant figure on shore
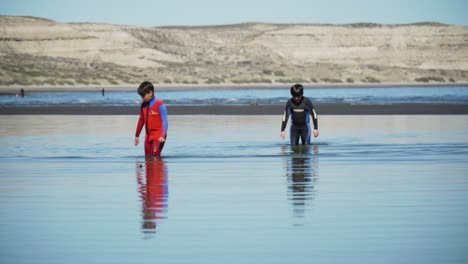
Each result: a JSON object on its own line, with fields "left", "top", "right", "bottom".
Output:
{"left": 134, "top": 81, "right": 168, "bottom": 157}
{"left": 19, "top": 88, "right": 25, "bottom": 98}
{"left": 101, "top": 88, "right": 105, "bottom": 96}
{"left": 280, "top": 84, "right": 319, "bottom": 145}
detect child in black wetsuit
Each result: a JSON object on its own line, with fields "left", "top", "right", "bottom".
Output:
{"left": 280, "top": 84, "right": 319, "bottom": 145}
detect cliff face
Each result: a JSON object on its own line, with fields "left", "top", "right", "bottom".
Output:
{"left": 1, "top": 16, "right": 468, "bottom": 87}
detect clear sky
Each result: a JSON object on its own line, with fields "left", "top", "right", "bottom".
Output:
{"left": 1, "top": 0, "right": 467, "bottom": 27}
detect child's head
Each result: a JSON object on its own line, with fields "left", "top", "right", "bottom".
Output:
{"left": 138, "top": 81, "right": 154, "bottom": 102}
{"left": 290, "top": 83, "right": 304, "bottom": 101}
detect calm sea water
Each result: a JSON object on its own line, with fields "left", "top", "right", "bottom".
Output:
{"left": 2, "top": 86, "right": 468, "bottom": 107}
{"left": 1, "top": 115, "right": 468, "bottom": 263}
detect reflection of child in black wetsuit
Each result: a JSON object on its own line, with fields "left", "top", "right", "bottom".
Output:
{"left": 280, "top": 84, "right": 319, "bottom": 145}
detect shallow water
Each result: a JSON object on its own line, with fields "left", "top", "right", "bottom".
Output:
{"left": 1, "top": 115, "right": 468, "bottom": 263}
{"left": 2, "top": 86, "right": 468, "bottom": 107}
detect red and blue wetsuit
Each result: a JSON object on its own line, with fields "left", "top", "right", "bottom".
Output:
{"left": 136, "top": 159, "right": 168, "bottom": 234}
{"left": 135, "top": 97, "right": 168, "bottom": 157}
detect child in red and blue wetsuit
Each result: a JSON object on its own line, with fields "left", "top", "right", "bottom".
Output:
{"left": 134, "top": 81, "right": 168, "bottom": 157}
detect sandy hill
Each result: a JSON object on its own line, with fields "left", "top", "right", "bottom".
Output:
{"left": 1, "top": 16, "right": 468, "bottom": 88}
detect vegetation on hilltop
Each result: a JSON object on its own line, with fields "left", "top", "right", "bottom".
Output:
{"left": 0, "top": 16, "right": 467, "bottom": 87}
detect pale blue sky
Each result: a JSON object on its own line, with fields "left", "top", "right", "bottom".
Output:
{"left": 1, "top": 0, "right": 467, "bottom": 27}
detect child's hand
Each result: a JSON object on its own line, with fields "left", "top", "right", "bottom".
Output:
{"left": 158, "top": 137, "right": 166, "bottom": 143}
{"left": 280, "top": 131, "right": 285, "bottom": 139}
{"left": 134, "top": 137, "right": 139, "bottom": 146}
{"left": 313, "top": 129, "right": 319, "bottom": 138}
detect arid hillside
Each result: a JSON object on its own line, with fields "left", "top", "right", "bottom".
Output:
{"left": 1, "top": 16, "right": 468, "bottom": 88}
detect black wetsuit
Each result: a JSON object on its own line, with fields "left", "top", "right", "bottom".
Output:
{"left": 281, "top": 97, "right": 318, "bottom": 145}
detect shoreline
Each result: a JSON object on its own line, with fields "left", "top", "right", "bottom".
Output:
{"left": 1, "top": 82, "right": 467, "bottom": 93}
{"left": 1, "top": 103, "right": 467, "bottom": 115}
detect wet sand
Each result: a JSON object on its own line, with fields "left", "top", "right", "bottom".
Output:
{"left": 1, "top": 103, "right": 467, "bottom": 115}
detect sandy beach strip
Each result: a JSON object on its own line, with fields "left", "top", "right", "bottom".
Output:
{"left": 1, "top": 103, "right": 467, "bottom": 115}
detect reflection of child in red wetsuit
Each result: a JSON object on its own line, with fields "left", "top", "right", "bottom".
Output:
{"left": 134, "top": 81, "right": 169, "bottom": 157}
{"left": 136, "top": 159, "right": 168, "bottom": 234}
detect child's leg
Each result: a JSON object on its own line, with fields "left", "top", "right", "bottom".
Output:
{"left": 144, "top": 134, "right": 151, "bottom": 156}
{"left": 290, "top": 125, "right": 300, "bottom": 145}
{"left": 149, "top": 134, "right": 167, "bottom": 157}
{"left": 300, "top": 125, "right": 311, "bottom": 145}
{"left": 151, "top": 141, "right": 165, "bottom": 157}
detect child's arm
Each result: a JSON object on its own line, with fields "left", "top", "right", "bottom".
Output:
{"left": 158, "top": 103, "right": 168, "bottom": 142}
{"left": 135, "top": 106, "right": 145, "bottom": 145}
{"left": 305, "top": 98, "right": 319, "bottom": 137}
{"left": 280, "top": 101, "right": 291, "bottom": 139}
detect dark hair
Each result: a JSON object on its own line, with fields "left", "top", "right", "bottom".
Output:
{"left": 137, "top": 81, "right": 154, "bottom": 97}
{"left": 290, "top": 83, "right": 304, "bottom": 97}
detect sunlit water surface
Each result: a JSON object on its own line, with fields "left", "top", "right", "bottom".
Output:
{"left": 1, "top": 115, "right": 467, "bottom": 264}
{"left": 2, "top": 86, "right": 468, "bottom": 106}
